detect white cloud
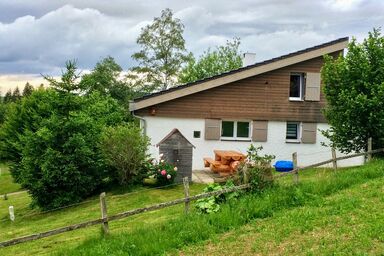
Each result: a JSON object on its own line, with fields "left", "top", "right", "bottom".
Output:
{"left": 0, "top": 0, "right": 383, "bottom": 91}
{"left": 324, "top": 0, "right": 364, "bottom": 11}
{"left": 0, "top": 5, "right": 144, "bottom": 74}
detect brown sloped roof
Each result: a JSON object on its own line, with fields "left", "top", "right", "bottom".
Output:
{"left": 131, "top": 37, "right": 348, "bottom": 110}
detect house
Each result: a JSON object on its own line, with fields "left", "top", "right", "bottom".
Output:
{"left": 129, "top": 37, "right": 364, "bottom": 170}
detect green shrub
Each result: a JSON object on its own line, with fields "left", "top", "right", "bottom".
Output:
{"left": 236, "top": 144, "right": 275, "bottom": 192}
{"left": 0, "top": 62, "right": 126, "bottom": 210}
{"left": 100, "top": 124, "right": 149, "bottom": 185}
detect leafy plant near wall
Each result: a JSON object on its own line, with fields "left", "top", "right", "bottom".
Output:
{"left": 236, "top": 144, "right": 275, "bottom": 192}
{"left": 196, "top": 145, "right": 274, "bottom": 214}
{"left": 195, "top": 181, "right": 240, "bottom": 214}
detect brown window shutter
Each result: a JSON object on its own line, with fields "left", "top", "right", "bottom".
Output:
{"left": 252, "top": 121, "right": 268, "bottom": 142}
{"left": 205, "top": 119, "right": 220, "bottom": 140}
{"left": 301, "top": 123, "right": 317, "bottom": 144}
{"left": 305, "top": 72, "right": 321, "bottom": 101}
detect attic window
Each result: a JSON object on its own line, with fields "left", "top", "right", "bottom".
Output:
{"left": 289, "top": 73, "right": 305, "bottom": 101}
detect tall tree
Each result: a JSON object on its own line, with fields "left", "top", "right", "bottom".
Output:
{"left": 130, "top": 8, "right": 189, "bottom": 93}
{"left": 3, "top": 90, "right": 12, "bottom": 103}
{"left": 80, "top": 56, "right": 134, "bottom": 105}
{"left": 44, "top": 60, "right": 81, "bottom": 93}
{"left": 321, "top": 28, "right": 384, "bottom": 152}
{"left": 22, "top": 82, "right": 34, "bottom": 97}
{"left": 0, "top": 98, "right": 6, "bottom": 124}
{"left": 11, "top": 86, "right": 22, "bottom": 101}
{"left": 179, "top": 38, "right": 243, "bottom": 84}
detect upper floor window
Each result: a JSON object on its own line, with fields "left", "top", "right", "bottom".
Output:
{"left": 221, "top": 121, "right": 250, "bottom": 140}
{"left": 289, "top": 73, "right": 305, "bottom": 101}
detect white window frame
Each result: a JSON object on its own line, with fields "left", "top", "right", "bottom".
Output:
{"left": 289, "top": 73, "right": 305, "bottom": 101}
{"left": 221, "top": 120, "right": 251, "bottom": 141}
{"left": 286, "top": 121, "right": 301, "bottom": 143}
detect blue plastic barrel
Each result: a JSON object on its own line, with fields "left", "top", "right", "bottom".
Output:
{"left": 274, "top": 160, "right": 294, "bottom": 172}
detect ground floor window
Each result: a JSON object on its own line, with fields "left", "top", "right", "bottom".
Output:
{"left": 221, "top": 121, "right": 250, "bottom": 140}
{"left": 286, "top": 122, "right": 300, "bottom": 142}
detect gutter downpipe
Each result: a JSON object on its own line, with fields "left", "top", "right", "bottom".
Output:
{"left": 130, "top": 101, "right": 146, "bottom": 135}
{"left": 133, "top": 112, "right": 146, "bottom": 135}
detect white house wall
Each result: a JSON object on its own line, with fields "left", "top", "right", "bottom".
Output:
{"left": 143, "top": 116, "right": 364, "bottom": 170}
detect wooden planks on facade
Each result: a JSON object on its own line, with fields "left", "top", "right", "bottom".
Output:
{"left": 136, "top": 52, "right": 341, "bottom": 123}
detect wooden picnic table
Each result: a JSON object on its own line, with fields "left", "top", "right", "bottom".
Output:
{"left": 204, "top": 150, "right": 247, "bottom": 177}
{"left": 214, "top": 150, "right": 246, "bottom": 162}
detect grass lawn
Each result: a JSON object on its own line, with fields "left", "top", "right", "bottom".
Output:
{"left": 1, "top": 160, "right": 383, "bottom": 255}
{"left": 174, "top": 176, "right": 384, "bottom": 255}
{"left": 0, "top": 176, "right": 206, "bottom": 256}
{"left": 0, "top": 163, "right": 22, "bottom": 195}
{"left": 57, "top": 160, "right": 384, "bottom": 256}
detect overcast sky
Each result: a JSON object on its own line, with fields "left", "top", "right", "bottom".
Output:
{"left": 0, "top": 0, "right": 383, "bottom": 92}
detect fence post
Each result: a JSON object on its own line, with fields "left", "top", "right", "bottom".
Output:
{"left": 243, "top": 168, "right": 249, "bottom": 184}
{"left": 99, "top": 192, "right": 109, "bottom": 234}
{"left": 183, "top": 177, "right": 190, "bottom": 214}
{"left": 9, "top": 206, "right": 15, "bottom": 222}
{"left": 331, "top": 148, "right": 337, "bottom": 171}
{"left": 292, "top": 152, "right": 298, "bottom": 185}
{"left": 367, "top": 137, "right": 373, "bottom": 162}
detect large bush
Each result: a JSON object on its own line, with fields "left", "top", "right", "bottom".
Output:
{"left": 322, "top": 28, "right": 384, "bottom": 152}
{"left": 100, "top": 124, "right": 149, "bottom": 185}
{"left": 0, "top": 62, "right": 126, "bottom": 209}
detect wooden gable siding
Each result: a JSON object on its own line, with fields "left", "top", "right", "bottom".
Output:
{"left": 136, "top": 52, "right": 340, "bottom": 123}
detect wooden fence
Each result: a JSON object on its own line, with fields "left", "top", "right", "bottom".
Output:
{"left": 0, "top": 181, "right": 250, "bottom": 247}
{"left": 1, "top": 146, "right": 383, "bottom": 248}
{"left": 277, "top": 148, "right": 384, "bottom": 183}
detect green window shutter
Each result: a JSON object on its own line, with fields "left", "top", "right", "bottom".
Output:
{"left": 252, "top": 121, "right": 268, "bottom": 142}
{"left": 305, "top": 72, "right": 321, "bottom": 101}
{"left": 302, "top": 123, "right": 317, "bottom": 144}
{"left": 205, "top": 119, "right": 221, "bottom": 140}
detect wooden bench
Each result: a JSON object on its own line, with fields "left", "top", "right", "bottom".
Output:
{"left": 203, "top": 157, "right": 221, "bottom": 168}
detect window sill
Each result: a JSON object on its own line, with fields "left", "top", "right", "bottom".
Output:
{"left": 289, "top": 97, "right": 304, "bottom": 102}
{"left": 286, "top": 139, "right": 301, "bottom": 144}
{"left": 221, "top": 138, "right": 251, "bottom": 142}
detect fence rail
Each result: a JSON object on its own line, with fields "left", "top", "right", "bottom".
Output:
{"left": 0, "top": 183, "right": 250, "bottom": 247}
{"left": 1, "top": 146, "right": 383, "bottom": 248}
{"left": 276, "top": 148, "right": 384, "bottom": 178}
